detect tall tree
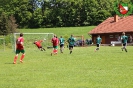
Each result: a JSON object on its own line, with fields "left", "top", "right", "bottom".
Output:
{"left": 0, "top": 0, "right": 120, "bottom": 28}
{"left": 0, "top": 13, "right": 18, "bottom": 35}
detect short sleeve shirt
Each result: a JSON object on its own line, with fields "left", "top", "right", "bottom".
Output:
{"left": 96, "top": 37, "right": 102, "bottom": 44}
{"left": 16, "top": 37, "right": 24, "bottom": 50}
{"left": 68, "top": 37, "right": 75, "bottom": 46}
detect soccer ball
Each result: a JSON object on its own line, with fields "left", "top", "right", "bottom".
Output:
{"left": 44, "top": 38, "right": 46, "bottom": 41}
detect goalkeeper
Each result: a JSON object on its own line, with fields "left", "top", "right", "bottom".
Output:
{"left": 33, "top": 40, "right": 46, "bottom": 51}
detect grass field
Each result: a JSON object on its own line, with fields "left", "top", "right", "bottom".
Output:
{"left": 0, "top": 26, "right": 133, "bottom": 88}
{"left": 1, "top": 46, "right": 133, "bottom": 88}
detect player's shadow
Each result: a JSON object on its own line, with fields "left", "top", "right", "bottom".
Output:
{"left": 114, "top": 51, "right": 124, "bottom": 53}
{"left": 5, "top": 62, "right": 22, "bottom": 64}
{"left": 5, "top": 62, "right": 15, "bottom": 64}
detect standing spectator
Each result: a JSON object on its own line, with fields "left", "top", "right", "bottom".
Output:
{"left": 59, "top": 36, "right": 65, "bottom": 53}
{"left": 129, "top": 35, "right": 133, "bottom": 43}
{"left": 13, "top": 33, "right": 25, "bottom": 64}
{"left": 51, "top": 35, "right": 59, "bottom": 56}
{"left": 117, "top": 35, "right": 121, "bottom": 41}
{"left": 121, "top": 32, "right": 128, "bottom": 52}
{"left": 95, "top": 35, "right": 102, "bottom": 52}
{"left": 67, "top": 35, "right": 75, "bottom": 54}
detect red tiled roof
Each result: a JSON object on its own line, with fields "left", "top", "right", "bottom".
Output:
{"left": 89, "top": 15, "right": 133, "bottom": 34}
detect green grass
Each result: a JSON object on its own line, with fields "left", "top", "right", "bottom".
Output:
{"left": 19, "top": 26, "right": 95, "bottom": 39}
{"left": 1, "top": 26, "right": 133, "bottom": 88}
{"left": 1, "top": 46, "right": 133, "bottom": 88}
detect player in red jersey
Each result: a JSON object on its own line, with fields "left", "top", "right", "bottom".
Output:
{"left": 13, "top": 33, "right": 25, "bottom": 64}
{"left": 33, "top": 40, "right": 46, "bottom": 51}
{"left": 51, "top": 35, "right": 59, "bottom": 56}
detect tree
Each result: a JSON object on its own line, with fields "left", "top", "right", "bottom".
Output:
{"left": 0, "top": 13, "right": 18, "bottom": 35}
{"left": 0, "top": 0, "right": 119, "bottom": 28}
{"left": 0, "top": 13, "right": 7, "bottom": 35}
{"left": 7, "top": 15, "right": 18, "bottom": 33}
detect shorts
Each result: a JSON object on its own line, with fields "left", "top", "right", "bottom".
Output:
{"left": 60, "top": 44, "right": 64, "bottom": 48}
{"left": 123, "top": 43, "right": 127, "bottom": 46}
{"left": 16, "top": 49, "right": 25, "bottom": 54}
{"left": 53, "top": 46, "right": 58, "bottom": 49}
{"left": 37, "top": 46, "right": 42, "bottom": 49}
{"left": 97, "top": 44, "right": 100, "bottom": 47}
{"left": 69, "top": 45, "right": 73, "bottom": 50}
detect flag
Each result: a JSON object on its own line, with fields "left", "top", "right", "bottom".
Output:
{"left": 119, "top": 3, "right": 128, "bottom": 15}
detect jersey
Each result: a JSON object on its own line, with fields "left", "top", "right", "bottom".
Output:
{"left": 121, "top": 35, "right": 128, "bottom": 43}
{"left": 96, "top": 37, "right": 102, "bottom": 44}
{"left": 59, "top": 38, "right": 65, "bottom": 45}
{"left": 68, "top": 37, "right": 75, "bottom": 46}
{"left": 35, "top": 40, "right": 43, "bottom": 47}
{"left": 16, "top": 37, "right": 24, "bottom": 50}
{"left": 51, "top": 37, "right": 58, "bottom": 46}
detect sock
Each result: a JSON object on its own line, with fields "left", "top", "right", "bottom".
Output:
{"left": 14, "top": 55, "right": 18, "bottom": 63}
{"left": 20, "top": 54, "right": 25, "bottom": 61}
{"left": 53, "top": 49, "right": 58, "bottom": 54}
{"left": 70, "top": 51, "right": 72, "bottom": 54}
{"left": 53, "top": 49, "right": 56, "bottom": 53}
{"left": 61, "top": 49, "right": 63, "bottom": 53}
{"left": 55, "top": 49, "right": 58, "bottom": 54}
{"left": 43, "top": 48, "right": 45, "bottom": 51}
{"left": 41, "top": 48, "right": 43, "bottom": 51}
{"left": 125, "top": 48, "right": 127, "bottom": 52}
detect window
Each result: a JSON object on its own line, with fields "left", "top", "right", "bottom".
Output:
{"left": 109, "top": 35, "right": 113, "bottom": 38}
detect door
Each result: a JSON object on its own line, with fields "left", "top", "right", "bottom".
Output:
{"left": 93, "top": 36, "right": 96, "bottom": 44}
{"left": 101, "top": 36, "right": 105, "bottom": 44}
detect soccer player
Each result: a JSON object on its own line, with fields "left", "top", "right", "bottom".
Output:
{"left": 67, "top": 35, "right": 75, "bottom": 54}
{"left": 95, "top": 35, "right": 102, "bottom": 52}
{"left": 59, "top": 36, "right": 65, "bottom": 53}
{"left": 51, "top": 35, "right": 59, "bottom": 56}
{"left": 121, "top": 32, "right": 128, "bottom": 52}
{"left": 33, "top": 40, "right": 46, "bottom": 51}
{"left": 13, "top": 33, "right": 25, "bottom": 64}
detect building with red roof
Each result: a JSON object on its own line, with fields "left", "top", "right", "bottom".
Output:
{"left": 89, "top": 15, "right": 133, "bottom": 44}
